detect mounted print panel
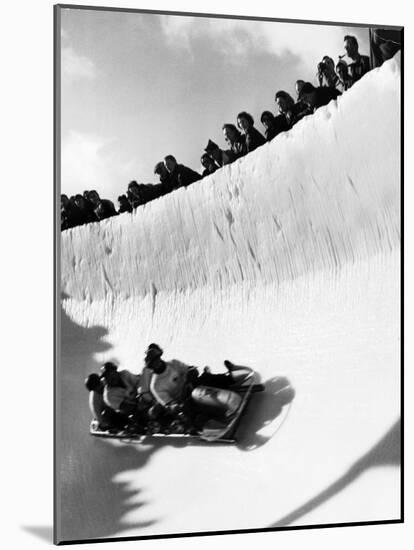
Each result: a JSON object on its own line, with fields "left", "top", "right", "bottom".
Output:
{"left": 55, "top": 4, "right": 402, "bottom": 545}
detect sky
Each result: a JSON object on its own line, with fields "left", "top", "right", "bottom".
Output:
{"left": 60, "top": 8, "right": 370, "bottom": 203}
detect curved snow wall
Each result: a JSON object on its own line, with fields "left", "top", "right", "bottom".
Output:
{"left": 61, "top": 55, "right": 400, "bottom": 313}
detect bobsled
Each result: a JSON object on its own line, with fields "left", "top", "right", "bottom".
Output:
{"left": 90, "top": 366, "right": 263, "bottom": 444}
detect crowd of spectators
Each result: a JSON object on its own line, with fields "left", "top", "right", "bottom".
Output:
{"left": 61, "top": 34, "right": 396, "bottom": 231}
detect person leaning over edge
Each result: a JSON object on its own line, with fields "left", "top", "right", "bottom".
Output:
{"left": 298, "top": 81, "right": 341, "bottom": 113}
{"left": 164, "top": 155, "right": 202, "bottom": 190}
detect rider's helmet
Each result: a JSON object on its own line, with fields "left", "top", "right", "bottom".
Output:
{"left": 145, "top": 343, "right": 163, "bottom": 367}
{"left": 85, "top": 373, "right": 102, "bottom": 391}
{"left": 100, "top": 362, "right": 118, "bottom": 378}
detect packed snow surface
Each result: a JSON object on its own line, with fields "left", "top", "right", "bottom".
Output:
{"left": 58, "top": 54, "right": 401, "bottom": 542}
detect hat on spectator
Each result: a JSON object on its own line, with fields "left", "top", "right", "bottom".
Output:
{"left": 205, "top": 139, "right": 220, "bottom": 153}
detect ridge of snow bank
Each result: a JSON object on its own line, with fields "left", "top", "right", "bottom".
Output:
{"left": 61, "top": 54, "right": 400, "bottom": 304}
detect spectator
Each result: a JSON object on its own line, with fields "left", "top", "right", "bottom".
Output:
{"left": 317, "top": 56, "right": 340, "bottom": 89}
{"left": 74, "top": 193, "right": 98, "bottom": 224}
{"left": 275, "top": 90, "right": 305, "bottom": 129}
{"left": 154, "top": 161, "right": 174, "bottom": 196}
{"left": 295, "top": 80, "right": 306, "bottom": 98}
{"left": 61, "top": 194, "right": 70, "bottom": 208}
{"left": 164, "top": 155, "right": 202, "bottom": 190}
{"left": 260, "top": 111, "right": 289, "bottom": 142}
{"left": 118, "top": 194, "right": 133, "bottom": 214}
{"left": 61, "top": 194, "right": 71, "bottom": 230}
{"left": 336, "top": 60, "right": 353, "bottom": 92}
{"left": 369, "top": 28, "right": 402, "bottom": 68}
{"left": 204, "top": 139, "right": 231, "bottom": 168}
{"left": 82, "top": 190, "right": 96, "bottom": 212}
{"left": 88, "top": 190, "right": 118, "bottom": 221}
{"left": 127, "top": 181, "right": 144, "bottom": 209}
{"left": 294, "top": 80, "right": 313, "bottom": 120}
{"left": 298, "top": 82, "right": 341, "bottom": 113}
{"left": 200, "top": 153, "right": 218, "bottom": 177}
{"left": 154, "top": 161, "right": 171, "bottom": 186}
{"left": 236, "top": 111, "right": 266, "bottom": 153}
{"left": 61, "top": 194, "right": 84, "bottom": 230}
{"left": 343, "top": 35, "right": 371, "bottom": 84}
{"left": 222, "top": 124, "right": 247, "bottom": 162}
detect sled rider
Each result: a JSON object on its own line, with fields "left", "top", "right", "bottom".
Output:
{"left": 84, "top": 372, "right": 129, "bottom": 431}
{"left": 139, "top": 343, "right": 251, "bottom": 415}
{"left": 100, "top": 362, "right": 141, "bottom": 415}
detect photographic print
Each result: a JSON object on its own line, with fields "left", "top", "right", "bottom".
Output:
{"left": 55, "top": 4, "right": 402, "bottom": 545}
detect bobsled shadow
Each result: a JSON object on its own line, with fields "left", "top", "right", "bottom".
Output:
{"left": 235, "top": 376, "right": 295, "bottom": 451}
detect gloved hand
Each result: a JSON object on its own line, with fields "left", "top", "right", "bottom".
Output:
{"left": 167, "top": 402, "right": 183, "bottom": 415}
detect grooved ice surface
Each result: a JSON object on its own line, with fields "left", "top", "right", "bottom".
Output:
{"left": 57, "top": 54, "right": 401, "bottom": 543}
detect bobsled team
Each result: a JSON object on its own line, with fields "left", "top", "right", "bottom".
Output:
{"left": 85, "top": 343, "right": 252, "bottom": 435}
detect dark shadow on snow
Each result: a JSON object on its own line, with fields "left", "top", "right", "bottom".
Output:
{"left": 236, "top": 376, "right": 295, "bottom": 451}
{"left": 269, "top": 418, "right": 401, "bottom": 527}
{"left": 56, "top": 306, "right": 159, "bottom": 543}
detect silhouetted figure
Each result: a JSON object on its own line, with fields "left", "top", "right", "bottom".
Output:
{"left": 127, "top": 181, "right": 145, "bottom": 209}
{"left": 298, "top": 82, "right": 341, "bottom": 113}
{"left": 204, "top": 139, "right": 231, "bottom": 168}
{"left": 74, "top": 194, "right": 98, "bottom": 224}
{"left": 343, "top": 35, "right": 371, "bottom": 85}
{"left": 164, "top": 155, "right": 202, "bottom": 190}
{"left": 82, "top": 191, "right": 96, "bottom": 213}
{"left": 200, "top": 153, "right": 218, "bottom": 177}
{"left": 236, "top": 111, "right": 266, "bottom": 153}
{"left": 152, "top": 161, "right": 173, "bottom": 197}
{"left": 222, "top": 124, "right": 247, "bottom": 162}
{"left": 336, "top": 60, "right": 353, "bottom": 93}
{"left": 275, "top": 90, "right": 305, "bottom": 129}
{"left": 118, "top": 194, "right": 133, "bottom": 214}
{"left": 88, "top": 190, "right": 117, "bottom": 221}
{"left": 260, "top": 111, "right": 289, "bottom": 142}
{"left": 61, "top": 194, "right": 70, "bottom": 230}
{"left": 61, "top": 194, "right": 85, "bottom": 230}
{"left": 369, "top": 28, "right": 402, "bottom": 68}
{"left": 295, "top": 80, "right": 305, "bottom": 98}
{"left": 294, "top": 80, "right": 313, "bottom": 120}
{"left": 317, "top": 56, "right": 340, "bottom": 89}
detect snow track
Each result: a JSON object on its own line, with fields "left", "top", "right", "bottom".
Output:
{"left": 57, "top": 54, "right": 401, "bottom": 543}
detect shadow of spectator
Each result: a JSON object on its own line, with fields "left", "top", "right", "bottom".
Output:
{"left": 56, "top": 306, "right": 159, "bottom": 543}
{"left": 269, "top": 418, "right": 401, "bottom": 527}
{"left": 236, "top": 376, "right": 295, "bottom": 451}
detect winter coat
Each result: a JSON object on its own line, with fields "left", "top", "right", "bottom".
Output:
{"left": 348, "top": 55, "right": 371, "bottom": 84}
{"left": 169, "top": 164, "right": 202, "bottom": 190}
{"left": 224, "top": 136, "right": 247, "bottom": 163}
{"left": 311, "top": 87, "right": 341, "bottom": 112}
{"left": 244, "top": 127, "right": 266, "bottom": 153}
{"left": 95, "top": 199, "right": 117, "bottom": 220}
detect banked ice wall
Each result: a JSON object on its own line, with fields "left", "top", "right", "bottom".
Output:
{"left": 61, "top": 54, "right": 400, "bottom": 317}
